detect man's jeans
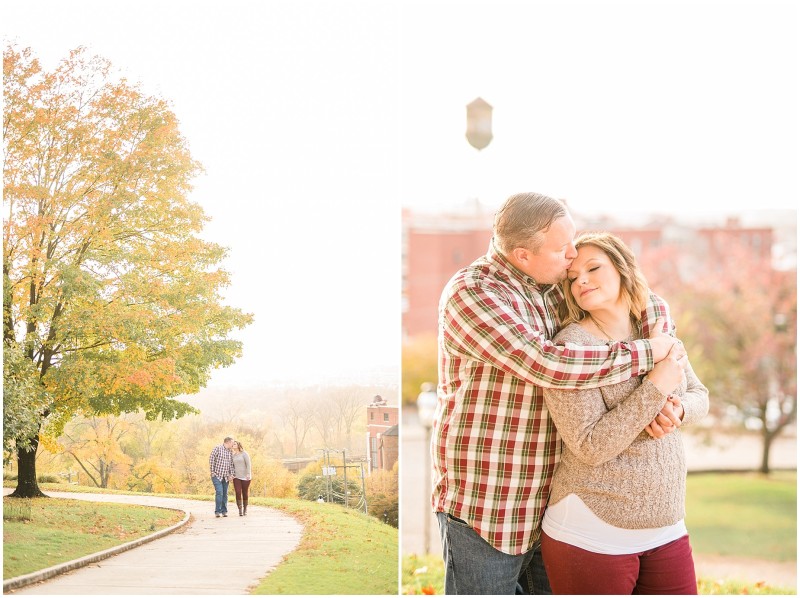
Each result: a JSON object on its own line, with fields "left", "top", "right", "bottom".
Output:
{"left": 211, "top": 476, "right": 229, "bottom": 514}
{"left": 437, "top": 512, "right": 552, "bottom": 595}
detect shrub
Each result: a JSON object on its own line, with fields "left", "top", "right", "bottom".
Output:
{"left": 296, "top": 471, "right": 361, "bottom": 507}
{"left": 36, "top": 474, "right": 61, "bottom": 484}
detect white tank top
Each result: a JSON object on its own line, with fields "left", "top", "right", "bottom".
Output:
{"left": 542, "top": 493, "right": 687, "bottom": 555}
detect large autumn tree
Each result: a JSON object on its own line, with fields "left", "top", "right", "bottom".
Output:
{"left": 3, "top": 45, "right": 253, "bottom": 497}
{"left": 643, "top": 242, "right": 797, "bottom": 473}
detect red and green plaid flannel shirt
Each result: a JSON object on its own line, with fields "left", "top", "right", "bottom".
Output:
{"left": 432, "top": 243, "right": 671, "bottom": 555}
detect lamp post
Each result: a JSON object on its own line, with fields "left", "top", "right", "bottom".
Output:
{"left": 416, "top": 382, "right": 438, "bottom": 554}
{"left": 317, "top": 448, "right": 333, "bottom": 503}
{"left": 341, "top": 449, "right": 348, "bottom": 509}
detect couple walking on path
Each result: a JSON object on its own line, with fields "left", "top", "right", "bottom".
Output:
{"left": 209, "top": 436, "right": 252, "bottom": 517}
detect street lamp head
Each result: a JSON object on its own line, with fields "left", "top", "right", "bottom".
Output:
{"left": 466, "top": 97, "right": 493, "bottom": 150}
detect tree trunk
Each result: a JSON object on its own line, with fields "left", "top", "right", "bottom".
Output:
{"left": 9, "top": 435, "right": 46, "bottom": 498}
{"left": 760, "top": 429, "right": 773, "bottom": 474}
{"left": 100, "top": 461, "right": 109, "bottom": 489}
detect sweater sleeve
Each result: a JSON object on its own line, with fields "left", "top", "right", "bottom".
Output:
{"left": 544, "top": 379, "right": 668, "bottom": 467}
{"left": 244, "top": 452, "right": 252, "bottom": 479}
{"left": 678, "top": 362, "right": 709, "bottom": 427}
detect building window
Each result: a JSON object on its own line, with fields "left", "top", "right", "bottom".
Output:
{"left": 370, "top": 412, "right": 374, "bottom": 420}
{"left": 384, "top": 413, "right": 389, "bottom": 422}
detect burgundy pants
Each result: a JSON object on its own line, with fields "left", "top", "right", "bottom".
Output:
{"left": 232, "top": 478, "right": 251, "bottom": 502}
{"left": 541, "top": 532, "right": 697, "bottom": 595}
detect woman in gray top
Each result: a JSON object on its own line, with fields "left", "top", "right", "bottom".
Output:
{"left": 231, "top": 440, "right": 252, "bottom": 516}
{"left": 540, "top": 232, "right": 708, "bottom": 595}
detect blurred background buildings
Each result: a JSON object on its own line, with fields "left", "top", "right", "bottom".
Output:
{"left": 402, "top": 202, "right": 796, "bottom": 340}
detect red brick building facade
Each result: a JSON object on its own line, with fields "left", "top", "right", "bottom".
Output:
{"left": 366, "top": 395, "right": 399, "bottom": 472}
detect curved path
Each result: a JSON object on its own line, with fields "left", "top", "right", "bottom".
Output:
{"left": 4, "top": 491, "right": 303, "bottom": 595}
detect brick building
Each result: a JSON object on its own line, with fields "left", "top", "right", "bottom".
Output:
{"left": 366, "top": 395, "right": 399, "bottom": 472}
{"left": 378, "top": 425, "right": 398, "bottom": 472}
{"left": 402, "top": 207, "right": 493, "bottom": 339}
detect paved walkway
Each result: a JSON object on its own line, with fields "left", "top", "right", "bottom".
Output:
{"left": 4, "top": 491, "right": 303, "bottom": 595}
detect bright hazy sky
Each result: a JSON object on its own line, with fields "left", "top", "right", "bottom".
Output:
{"left": 4, "top": 0, "right": 797, "bottom": 389}
{"left": 4, "top": 1, "right": 401, "bottom": 389}
{"left": 399, "top": 1, "right": 798, "bottom": 216}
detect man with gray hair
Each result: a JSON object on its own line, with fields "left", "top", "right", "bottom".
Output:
{"left": 431, "top": 192, "right": 683, "bottom": 594}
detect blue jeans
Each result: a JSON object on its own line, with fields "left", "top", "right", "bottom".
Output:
{"left": 518, "top": 542, "right": 552, "bottom": 595}
{"left": 437, "top": 512, "right": 552, "bottom": 594}
{"left": 211, "top": 476, "right": 229, "bottom": 514}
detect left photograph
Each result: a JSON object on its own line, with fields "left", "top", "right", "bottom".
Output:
{"left": 3, "top": 3, "right": 401, "bottom": 595}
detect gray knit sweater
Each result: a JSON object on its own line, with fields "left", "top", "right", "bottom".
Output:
{"left": 232, "top": 451, "right": 251, "bottom": 480}
{"left": 543, "top": 323, "right": 709, "bottom": 529}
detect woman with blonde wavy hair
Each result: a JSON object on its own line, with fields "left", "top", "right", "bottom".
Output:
{"left": 558, "top": 231, "right": 650, "bottom": 331}
{"left": 540, "top": 231, "right": 709, "bottom": 595}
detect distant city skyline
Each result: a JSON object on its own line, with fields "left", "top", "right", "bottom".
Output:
{"left": 405, "top": 200, "right": 796, "bottom": 266}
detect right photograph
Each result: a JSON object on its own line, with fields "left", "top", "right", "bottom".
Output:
{"left": 398, "top": 3, "right": 797, "bottom": 596}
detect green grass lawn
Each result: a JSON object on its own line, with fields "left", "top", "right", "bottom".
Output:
{"left": 686, "top": 471, "right": 796, "bottom": 562}
{"left": 250, "top": 497, "right": 398, "bottom": 595}
{"left": 2, "top": 483, "right": 398, "bottom": 595}
{"left": 3, "top": 496, "right": 183, "bottom": 579}
{"left": 403, "top": 471, "right": 797, "bottom": 595}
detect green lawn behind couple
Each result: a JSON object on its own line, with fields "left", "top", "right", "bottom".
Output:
{"left": 403, "top": 471, "right": 797, "bottom": 595}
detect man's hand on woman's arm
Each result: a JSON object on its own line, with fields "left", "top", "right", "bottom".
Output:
{"left": 648, "top": 317, "right": 682, "bottom": 363}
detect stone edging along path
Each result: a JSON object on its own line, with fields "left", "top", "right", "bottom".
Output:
{"left": 2, "top": 497, "right": 191, "bottom": 593}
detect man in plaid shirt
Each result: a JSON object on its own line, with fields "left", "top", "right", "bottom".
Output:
{"left": 433, "top": 193, "right": 683, "bottom": 594}
{"left": 209, "top": 436, "right": 235, "bottom": 517}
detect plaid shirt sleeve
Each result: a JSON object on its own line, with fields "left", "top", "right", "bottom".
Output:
{"left": 441, "top": 279, "right": 655, "bottom": 390}
{"left": 642, "top": 291, "right": 675, "bottom": 338}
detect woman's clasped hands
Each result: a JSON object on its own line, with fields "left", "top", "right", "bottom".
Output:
{"left": 644, "top": 339, "right": 689, "bottom": 438}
